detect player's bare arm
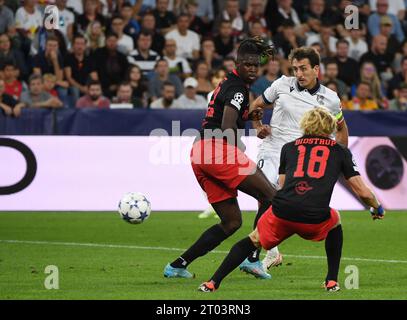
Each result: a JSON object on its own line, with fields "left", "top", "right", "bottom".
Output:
{"left": 278, "top": 174, "right": 286, "bottom": 188}
{"left": 336, "top": 118, "right": 349, "bottom": 147}
{"left": 346, "top": 175, "right": 385, "bottom": 219}
{"left": 249, "top": 95, "right": 272, "bottom": 139}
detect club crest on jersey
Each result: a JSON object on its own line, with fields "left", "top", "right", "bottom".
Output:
{"left": 290, "top": 86, "right": 295, "bottom": 92}
{"left": 316, "top": 95, "right": 325, "bottom": 105}
{"left": 295, "top": 181, "right": 313, "bottom": 195}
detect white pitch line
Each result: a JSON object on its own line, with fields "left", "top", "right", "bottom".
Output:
{"left": 1, "top": 239, "right": 407, "bottom": 264}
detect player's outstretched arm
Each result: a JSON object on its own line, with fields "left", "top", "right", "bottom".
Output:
{"left": 346, "top": 175, "right": 385, "bottom": 220}
{"left": 249, "top": 96, "right": 272, "bottom": 138}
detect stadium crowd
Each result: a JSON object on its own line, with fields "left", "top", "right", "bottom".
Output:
{"left": 1, "top": 0, "right": 407, "bottom": 117}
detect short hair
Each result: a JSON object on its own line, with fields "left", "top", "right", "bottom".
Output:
{"left": 87, "top": 79, "right": 101, "bottom": 88}
{"left": 28, "top": 74, "right": 43, "bottom": 84}
{"left": 358, "top": 81, "right": 372, "bottom": 89}
{"left": 73, "top": 34, "right": 87, "bottom": 43}
{"left": 324, "top": 58, "right": 338, "bottom": 68}
{"left": 162, "top": 81, "right": 175, "bottom": 89}
{"left": 43, "top": 73, "right": 57, "bottom": 82}
{"left": 137, "top": 30, "right": 153, "bottom": 40}
{"left": 155, "top": 58, "right": 168, "bottom": 68}
{"left": 336, "top": 38, "right": 350, "bottom": 48}
{"left": 300, "top": 106, "right": 337, "bottom": 136}
{"left": 121, "top": 2, "right": 133, "bottom": 9}
{"left": 118, "top": 81, "right": 132, "bottom": 89}
{"left": 1, "top": 60, "right": 16, "bottom": 70}
{"left": 105, "top": 31, "right": 119, "bottom": 39}
{"left": 111, "top": 14, "right": 124, "bottom": 22}
{"left": 46, "top": 34, "right": 59, "bottom": 43}
{"left": 289, "top": 47, "right": 320, "bottom": 68}
{"left": 177, "top": 13, "right": 190, "bottom": 21}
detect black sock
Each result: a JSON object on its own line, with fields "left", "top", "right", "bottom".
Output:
{"left": 211, "top": 237, "right": 257, "bottom": 288}
{"left": 170, "top": 224, "right": 228, "bottom": 268}
{"left": 247, "top": 200, "right": 271, "bottom": 263}
{"left": 325, "top": 225, "right": 343, "bottom": 282}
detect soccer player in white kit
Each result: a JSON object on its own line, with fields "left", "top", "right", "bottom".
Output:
{"left": 240, "top": 47, "right": 349, "bottom": 273}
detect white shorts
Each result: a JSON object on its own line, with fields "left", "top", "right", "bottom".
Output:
{"left": 256, "top": 150, "right": 280, "bottom": 188}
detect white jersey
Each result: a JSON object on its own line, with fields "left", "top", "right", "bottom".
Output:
{"left": 257, "top": 75, "right": 343, "bottom": 185}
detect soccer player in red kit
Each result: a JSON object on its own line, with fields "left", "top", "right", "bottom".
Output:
{"left": 198, "top": 107, "right": 385, "bottom": 292}
{"left": 164, "top": 37, "right": 276, "bottom": 279}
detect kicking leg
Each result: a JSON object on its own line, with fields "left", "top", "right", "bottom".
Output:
{"left": 164, "top": 198, "right": 242, "bottom": 278}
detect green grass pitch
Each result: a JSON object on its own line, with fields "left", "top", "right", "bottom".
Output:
{"left": 0, "top": 211, "right": 406, "bottom": 300}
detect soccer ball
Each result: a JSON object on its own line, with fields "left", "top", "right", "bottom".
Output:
{"left": 118, "top": 192, "right": 151, "bottom": 224}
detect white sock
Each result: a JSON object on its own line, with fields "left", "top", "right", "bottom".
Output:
{"left": 268, "top": 246, "right": 280, "bottom": 256}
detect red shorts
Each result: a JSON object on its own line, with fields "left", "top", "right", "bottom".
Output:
{"left": 190, "top": 139, "right": 257, "bottom": 204}
{"left": 257, "top": 206, "right": 340, "bottom": 250}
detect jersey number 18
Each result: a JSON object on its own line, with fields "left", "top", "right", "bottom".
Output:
{"left": 293, "top": 145, "right": 330, "bottom": 179}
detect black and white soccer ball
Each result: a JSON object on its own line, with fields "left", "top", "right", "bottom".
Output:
{"left": 118, "top": 192, "right": 151, "bottom": 224}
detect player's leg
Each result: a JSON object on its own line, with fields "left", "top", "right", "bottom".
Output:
{"left": 198, "top": 229, "right": 262, "bottom": 292}
{"left": 257, "top": 154, "right": 283, "bottom": 269}
{"left": 164, "top": 197, "right": 242, "bottom": 278}
{"left": 324, "top": 209, "right": 342, "bottom": 291}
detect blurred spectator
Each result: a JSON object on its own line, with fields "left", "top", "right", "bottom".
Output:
{"left": 55, "top": 0, "right": 75, "bottom": 47}
{"left": 166, "top": 14, "right": 200, "bottom": 60}
{"left": 358, "top": 61, "right": 386, "bottom": 106}
{"left": 2, "top": 61, "right": 23, "bottom": 99}
{"left": 126, "top": 64, "right": 148, "bottom": 108}
{"left": 175, "top": 77, "right": 207, "bottom": 109}
{"left": 325, "top": 80, "right": 339, "bottom": 95}
{"left": 367, "top": 0, "right": 405, "bottom": 43}
{"left": 85, "top": 20, "right": 106, "bottom": 52}
{"left": 207, "top": 68, "right": 226, "bottom": 102}
{"left": 21, "top": 74, "right": 63, "bottom": 109}
{"left": 0, "top": 33, "right": 29, "bottom": 80}
{"left": 388, "top": 57, "right": 407, "bottom": 99}
{"left": 304, "top": 0, "right": 332, "bottom": 34}
{"left": 64, "top": 34, "right": 97, "bottom": 102}
{"left": 334, "top": 39, "right": 359, "bottom": 87}
{"left": 369, "top": 0, "right": 405, "bottom": 21}
{"left": 153, "top": 0, "right": 177, "bottom": 35}
{"left": 148, "top": 59, "right": 183, "bottom": 101}
{"left": 214, "top": 20, "right": 235, "bottom": 58}
{"left": 345, "top": 28, "right": 368, "bottom": 62}
{"left": 200, "top": 38, "right": 222, "bottom": 70}
{"left": 0, "top": 0, "right": 14, "bottom": 34}
{"left": 306, "top": 21, "right": 337, "bottom": 58}
{"left": 322, "top": 59, "right": 348, "bottom": 100}
{"left": 121, "top": 2, "right": 141, "bottom": 41}
{"left": 0, "top": 78, "right": 24, "bottom": 117}
{"left": 274, "top": 20, "right": 304, "bottom": 59}
{"left": 92, "top": 32, "right": 129, "bottom": 97}
{"left": 110, "top": 15, "right": 134, "bottom": 55}
{"left": 392, "top": 40, "right": 407, "bottom": 73}
{"left": 128, "top": 30, "right": 160, "bottom": 76}
{"left": 215, "top": 0, "right": 245, "bottom": 38}
{"left": 345, "top": 81, "right": 379, "bottom": 110}
{"left": 15, "top": 0, "right": 43, "bottom": 40}
{"left": 112, "top": 82, "right": 141, "bottom": 108}
{"left": 248, "top": 19, "right": 269, "bottom": 41}
{"left": 67, "top": 0, "right": 84, "bottom": 15}
{"left": 141, "top": 11, "right": 165, "bottom": 56}
{"left": 163, "top": 38, "right": 192, "bottom": 79}
{"left": 266, "top": 0, "right": 302, "bottom": 36}
{"left": 150, "top": 81, "right": 181, "bottom": 109}
{"left": 378, "top": 15, "right": 400, "bottom": 60}
{"left": 77, "top": 0, "right": 107, "bottom": 35}
{"left": 76, "top": 79, "right": 110, "bottom": 108}
{"left": 32, "top": 35, "right": 69, "bottom": 103}
{"left": 250, "top": 59, "right": 281, "bottom": 98}
{"left": 43, "top": 73, "right": 58, "bottom": 97}
{"left": 194, "top": 61, "right": 213, "bottom": 98}
{"left": 186, "top": 0, "right": 206, "bottom": 36}
{"left": 196, "top": 0, "right": 214, "bottom": 25}
{"left": 244, "top": 0, "right": 267, "bottom": 33}
{"left": 389, "top": 82, "right": 407, "bottom": 111}
{"left": 360, "top": 34, "right": 393, "bottom": 80}
{"left": 223, "top": 56, "right": 236, "bottom": 72}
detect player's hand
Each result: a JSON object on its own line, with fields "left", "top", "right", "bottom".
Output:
{"left": 369, "top": 205, "right": 385, "bottom": 220}
{"left": 248, "top": 108, "right": 264, "bottom": 121}
{"left": 256, "top": 125, "right": 271, "bottom": 139}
